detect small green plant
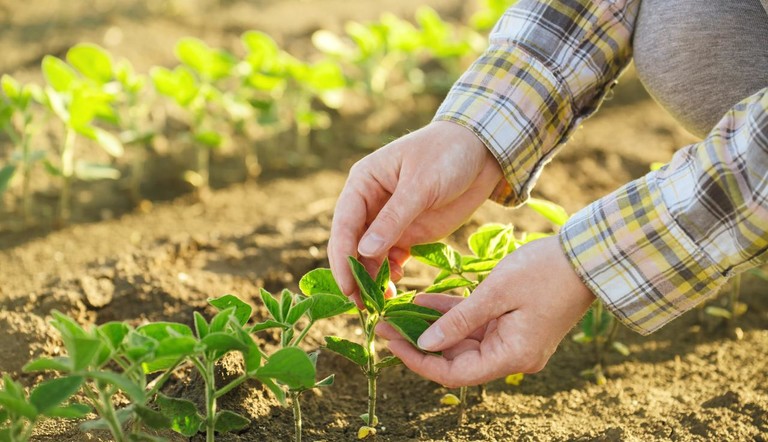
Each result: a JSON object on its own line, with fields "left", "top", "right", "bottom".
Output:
{"left": 0, "top": 75, "right": 44, "bottom": 224}
{"left": 300, "top": 259, "right": 442, "bottom": 439}
{"left": 0, "top": 373, "right": 90, "bottom": 442}
{"left": 40, "top": 50, "right": 125, "bottom": 225}
{"left": 249, "top": 287, "right": 354, "bottom": 442}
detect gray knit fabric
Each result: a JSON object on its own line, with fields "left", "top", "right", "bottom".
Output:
{"left": 633, "top": 0, "right": 768, "bottom": 138}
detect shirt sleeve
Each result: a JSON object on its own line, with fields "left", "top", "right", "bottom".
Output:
{"left": 433, "top": 0, "right": 640, "bottom": 206}
{"left": 560, "top": 87, "right": 768, "bottom": 335}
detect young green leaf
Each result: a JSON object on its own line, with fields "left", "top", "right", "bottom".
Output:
{"left": 375, "top": 258, "right": 390, "bottom": 292}
{"left": 308, "top": 293, "right": 356, "bottom": 320}
{"left": 425, "top": 277, "right": 474, "bottom": 293}
{"left": 461, "top": 257, "right": 499, "bottom": 273}
{"left": 134, "top": 404, "right": 172, "bottom": 430}
{"left": 257, "top": 347, "right": 316, "bottom": 390}
{"left": 280, "top": 289, "right": 295, "bottom": 322}
{"left": 0, "top": 165, "right": 15, "bottom": 195}
{"left": 29, "top": 376, "right": 84, "bottom": 413}
{"left": 97, "top": 322, "right": 130, "bottom": 351}
{"left": 214, "top": 410, "right": 250, "bottom": 433}
{"left": 41, "top": 56, "right": 79, "bottom": 92}
{"left": 156, "top": 394, "right": 204, "bottom": 437}
{"left": 193, "top": 311, "right": 209, "bottom": 339}
{"left": 137, "top": 322, "right": 194, "bottom": 341}
{"left": 285, "top": 297, "right": 313, "bottom": 325}
{"left": 526, "top": 198, "right": 569, "bottom": 227}
{"left": 299, "top": 268, "right": 345, "bottom": 297}
{"left": 347, "top": 257, "right": 384, "bottom": 313}
{"left": 209, "top": 294, "right": 253, "bottom": 326}
{"left": 208, "top": 307, "right": 237, "bottom": 334}
{"left": 43, "top": 403, "right": 91, "bottom": 419}
{"left": 23, "top": 357, "right": 72, "bottom": 373}
{"left": 201, "top": 332, "right": 249, "bottom": 355}
{"left": 384, "top": 316, "right": 431, "bottom": 348}
{"left": 468, "top": 223, "right": 507, "bottom": 258}
{"left": 411, "top": 243, "right": 459, "bottom": 272}
{"left": 86, "top": 371, "right": 145, "bottom": 402}
{"left": 259, "top": 288, "right": 283, "bottom": 322}
{"left": 323, "top": 336, "right": 368, "bottom": 367}
{"left": 260, "top": 377, "right": 287, "bottom": 405}
{"left": 374, "top": 356, "right": 402, "bottom": 370}
{"left": 71, "top": 337, "right": 104, "bottom": 371}
{"left": 315, "top": 374, "right": 335, "bottom": 388}
{"left": 249, "top": 320, "right": 290, "bottom": 333}
{"left": 383, "top": 303, "right": 442, "bottom": 321}
{"left": 66, "top": 43, "right": 113, "bottom": 84}
{"left": 0, "top": 391, "right": 37, "bottom": 420}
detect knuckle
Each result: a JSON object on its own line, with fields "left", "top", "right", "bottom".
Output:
{"left": 375, "top": 207, "right": 402, "bottom": 230}
{"left": 447, "top": 308, "right": 474, "bottom": 336}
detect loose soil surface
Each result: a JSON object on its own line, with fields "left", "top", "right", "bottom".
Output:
{"left": 1, "top": 1, "right": 767, "bottom": 441}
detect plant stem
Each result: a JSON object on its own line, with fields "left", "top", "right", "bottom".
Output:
{"left": 365, "top": 317, "right": 378, "bottom": 428}
{"left": 290, "top": 390, "right": 303, "bottom": 442}
{"left": 146, "top": 357, "right": 186, "bottom": 398}
{"left": 730, "top": 273, "right": 742, "bottom": 322}
{"left": 458, "top": 386, "right": 468, "bottom": 425}
{"left": 214, "top": 373, "right": 248, "bottom": 399}
{"left": 593, "top": 301, "right": 604, "bottom": 367}
{"left": 58, "top": 127, "right": 76, "bottom": 225}
{"left": 203, "top": 359, "right": 217, "bottom": 442}
{"left": 197, "top": 145, "right": 210, "bottom": 194}
{"left": 290, "top": 320, "right": 315, "bottom": 347}
{"left": 92, "top": 386, "right": 126, "bottom": 442}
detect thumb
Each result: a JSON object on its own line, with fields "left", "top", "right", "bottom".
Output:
{"left": 358, "top": 185, "right": 426, "bottom": 258}
{"left": 416, "top": 282, "right": 509, "bottom": 352}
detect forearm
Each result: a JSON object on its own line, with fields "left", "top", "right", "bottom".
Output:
{"left": 434, "top": 0, "right": 640, "bottom": 206}
{"left": 560, "top": 87, "right": 768, "bottom": 334}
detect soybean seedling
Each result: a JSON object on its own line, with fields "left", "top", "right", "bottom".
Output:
{"left": 151, "top": 38, "right": 238, "bottom": 196}
{"left": 23, "top": 311, "right": 178, "bottom": 441}
{"left": 40, "top": 52, "right": 125, "bottom": 225}
{"left": 0, "top": 75, "right": 44, "bottom": 225}
{"left": 0, "top": 373, "right": 90, "bottom": 442}
{"left": 250, "top": 285, "right": 354, "bottom": 442}
{"left": 300, "top": 259, "right": 442, "bottom": 439}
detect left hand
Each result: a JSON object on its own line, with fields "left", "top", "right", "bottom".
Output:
{"left": 376, "top": 235, "right": 596, "bottom": 388}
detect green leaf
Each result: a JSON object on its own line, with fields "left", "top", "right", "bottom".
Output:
{"left": 201, "top": 332, "right": 248, "bottom": 355}
{"left": 410, "top": 243, "right": 459, "bottom": 272}
{"left": 259, "top": 377, "right": 286, "bottom": 405}
{"left": 461, "top": 257, "right": 499, "bottom": 273}
{"left": 383, "top": 303, "right": 442, "bottom": 321}
{"left": 526, "top": 198, "right": 569, "bottom": 227}
{"left": 149, "top": 66, "right": 198, "bottom": 107}
{"left": 259, "top": 288, "right": 283, "bottom": 322}
{"left": 1, "top": 75, "right": 20, "bottom": 100}
{"left": 347, "top": 257, "right": 384, "bottom": 313}
{"left": 233, "top": 324, "right": 261, "bottom": 375}
{"left": 209, "top": 294, "right": 253, "bottom": 326}
{"left": 285, "top": 297, "right": 313, "bottom": 325}
{"left": 193, "top": 130, "right": 222, "bottom": 148}
{"left": 134, "top": 404, "right": 171, "bottom": 430}
{"left": 137, "top": 322, "right": 194, "bottom": 341}
{"left": 42, "top": 56, "right": 79, "bottom": 92}
{"left": 208, "top": 307, "right": 236, "bottom": 333}
{"left": 249, "top": 320, "right": 290, "bottom": 333}
{"left": 241, "top": 31, "right": 280, "bottom": 62}
{"left": 0, "top": 391, "right": 37, "bottom": 420}
{"left": 91, "top": 127, "right": 124, "bottom": 157}
{"left": 468, "top": 224, "right": 508, "bottom": 259}
{"left": 425, "top": 277, "right": 474, "bottom": 293}
{"left": 50, "top": 310, "right": 89, "bottom": 340}
{"left": 23, "top": 357, "right": 72, "bottom": 373}
{"left": 280, "top": 289, "right": 294, "bottom": 321}
{"left": 384, "top": 316, "right": 431, "bottom": 348}
{"left": 214, "top": 410, "right": 250, "bottom": 433}
{"left": 97, "top": 322, "right": 130, "bottom": 351}
{"left": 66, "top": 43, "right": 113, "bottom": 84}
{"left": 86, "top": 371, "right": 145, "bottom": 402}
{"left": 0, "top": 165, "right": 16, "bottom": 195}
{"left": 374, "top": 356, "right": 402, "bottom": 370}
{"left": 71, "top": 337, "right": 104, "bottom": 371}
{"left": 43, "top": 403, "right": 91, "bottom": 419}
{"left": 193, "top": 311, "right": 209, "bottom": 339}
{"left": 375, "top": 258, "right": 390, "bottom": 293}
{"left": 29, "top": 376, "right": 84, "bottom": 413}
{"left": 257, "top": 347, "right": 316, "bottom": 390}
{"left": 154, "top": 336, "right": 201, "bottom": 359}
{"left": 175, "top": 37, "right": 235, "bottom": 82}
{"left": 299, "top": 268, "right": 345, "bottom": 297}
{"left": 156, "top": 394, "right": 203, "bottom": 437}
{"left": 123, "top": 332, "right": 158, "bottom": 362}
{"left": 323, "top": 336, "right": 367, "bottom": 367}
{"left": 580, "top": 305, "right": 613, "bottom": 338}
{"left": 315, "top": 374, "right": 334, "bottom": 388}
{"left": 307, "top": 293, "right": 355, "bottom": 320}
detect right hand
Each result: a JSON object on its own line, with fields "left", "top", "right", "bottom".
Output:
{"left": 328, "top": 120, "right": 503, "bottom": 299}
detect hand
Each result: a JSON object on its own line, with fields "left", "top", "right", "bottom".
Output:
{"left": 328, "top": 121, "right": 502, "bottom": 299}
{"left": 376, "top": 236, "right": 596, "bottom": 388}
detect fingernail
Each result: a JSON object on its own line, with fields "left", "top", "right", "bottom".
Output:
{"left": 418, "top": 324, "right": 444, "bottom": 350}
{"left": 358, "top": 233, "right": 384, "bottom": 257}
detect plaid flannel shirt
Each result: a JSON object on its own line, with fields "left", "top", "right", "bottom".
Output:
{"left": 433, "top": 0, "right": 768, "bottom": 334}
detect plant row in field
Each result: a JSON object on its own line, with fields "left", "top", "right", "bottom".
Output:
{"left": 0, "top": 2, "right": 515, "bottom": 227}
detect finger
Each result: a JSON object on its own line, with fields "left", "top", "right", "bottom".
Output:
{"left": 415, "top": 273, "right": 516, "bottom": 352}
{"left": 328, "top": 186, "right": 369, "bottom": 296}
{"left": 358, "top": 184, "right": 426, "bottom": 259}
{"left": 414, "top": 294, "right": 487, "bottom": 341}
{"left": 374, "top": 322, "right": 401, "bottom": 340}
{"left": 441, "top": 339, "right": 481, "bottom": 360}
{"left": 388, "top": 340, "right": 491, "bottom": 388}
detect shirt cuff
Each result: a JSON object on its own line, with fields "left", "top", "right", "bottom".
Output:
{"left": 558, "top": 172, "right": 726, "bottom": 335}
{"left": 432, "top": 44, "right": 575, "bottom": 207}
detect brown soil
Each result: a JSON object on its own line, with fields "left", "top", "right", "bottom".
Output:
{"left": 1, "top": 1, "right": 767, "bottom": 441}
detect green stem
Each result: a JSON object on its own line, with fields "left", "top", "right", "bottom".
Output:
{"left": 58, "top": 127, "right": 76, "bottom": 225}
{"left": 291, "top": 390, "right": 303, "bottom": 442}
{"left": 458, "top": 386, "right": 468, "bottom": 425}
{"left": 90, "top": 386, "right": 126, "bottom": 442}
{"left": 365, "top": 317, "right": 378, "bottom": 428}
{"left": 146, "top": 356, "right": 186, "bottom": 398}
{"left": 290, "top": 320, "right": 315, "bottom": 347}
{"left": 203, "top": 359, "right": 217, "bottom": 442}
{"left": 214, "top": 373, "right": 248, "bottom": 399}
{"left": 593, "top": 302, "right": 604, "bottom": 366}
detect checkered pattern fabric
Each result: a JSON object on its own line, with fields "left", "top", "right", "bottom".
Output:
{"left": 434, "top": 0, "right": 768, "bottom": 334}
